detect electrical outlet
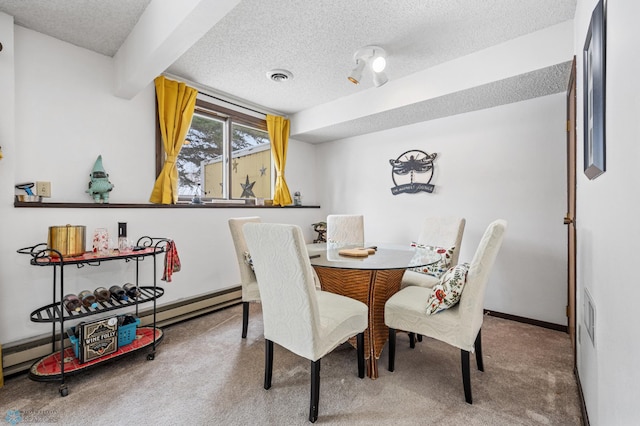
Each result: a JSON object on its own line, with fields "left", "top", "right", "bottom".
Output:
{"left": 36, "top": 181, "right": 51, "bottom": 198}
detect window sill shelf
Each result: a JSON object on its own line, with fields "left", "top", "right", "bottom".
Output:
{"left": 14, "top": 202, "right": 320, "bottom": 209}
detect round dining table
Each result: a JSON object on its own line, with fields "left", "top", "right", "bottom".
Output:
{"left": 307, "top": 243, "right": 441, "bottom": 379}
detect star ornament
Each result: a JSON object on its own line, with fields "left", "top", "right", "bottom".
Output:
{"left": 240, "top": 175, "right": 256, "bottom": 198}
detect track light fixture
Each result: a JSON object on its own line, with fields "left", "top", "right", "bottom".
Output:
{"left": 348, "top": 59, "right": 365, "bottom": 84}
{"left": 348, "top": 45, "right": 388, "bottom": 87}
{"left": 373, "top": 70, "right": 388, "bottom": 87}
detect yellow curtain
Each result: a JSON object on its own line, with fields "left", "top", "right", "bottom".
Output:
{"left": 149, "top": 76, "right": 198, "bottom": 204}
{"left": 267, "top": 114, "right": 292, "bottom": 206}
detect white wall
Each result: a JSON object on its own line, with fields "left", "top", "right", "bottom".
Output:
{"left": 0, "top": 13, "right": 15, "bottom": 228}
{"left": 13, "top": 25, "right": 156, "bottom": 203}
{"left": 574, "top": 1, "right": 640, "bottom": 424}
{"left": 316, "top": 93, "right": 568, "bottom": 325}
{"left": 0, "top": 24, "right": 322, "bottom": 343}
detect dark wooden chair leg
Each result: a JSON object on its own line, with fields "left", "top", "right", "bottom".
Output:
{"left": 388, "top": 328, "right": 396, "bottom": 372}
{"left": 461, "top": 349, "right": 472, "bottom": 404}
{"left": 310, "top": 359, "right": 321, "bottom": 423}
{"left": 409, "top": 332, "right": 416, "bottom": 349}
{"left": 357, "top": 332, "right": 365, "bottom": 378}
{"left": 417, "top": 334, "right": 423, "bottom": 342}
{"left": 474, "top": 330, "right": 484, "bottom": 372}
{"left": 264, "top": 339, "right": 273, "bottom": 390}
{"left": 242, "top": 302, "right": 250, "bottom": 338}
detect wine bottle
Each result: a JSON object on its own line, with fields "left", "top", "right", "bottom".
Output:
{"left": 78, "top": 290, "right": 98, "bottom": 309}
{"left": 94, "top": 286, "right": 111, "bottom": 302}
{"left": 123, "top": 283, "right": 141, "bottom": 298}
{"left": 63, "top": 294, "right": 82, "bottom": 313}
{"left": 109, "top": 285, "right": 129, "bottom": 301}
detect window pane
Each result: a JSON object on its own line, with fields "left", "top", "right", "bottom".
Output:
{"left": 180, "top": 113, "right": 224, "bottom": 197}
{"left": 230, "top": 123, "right": 271, "bottom": 199}
{"left": 164, "top": 98, "right": 272, "bottom": 201}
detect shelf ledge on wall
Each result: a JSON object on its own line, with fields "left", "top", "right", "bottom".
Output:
{"left": 13, "top": 202, "right": 319, "bottom": 209}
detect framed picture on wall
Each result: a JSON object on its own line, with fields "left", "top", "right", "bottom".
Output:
{"left": 583, "top": 0, "right": 606, "bottom": 180}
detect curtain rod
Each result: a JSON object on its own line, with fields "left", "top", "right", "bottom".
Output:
{"left": 162, "top": 72, "right": 286, "bottom": 118}
{"left": 197, "top": 91, "right": 266, "bottom": 117}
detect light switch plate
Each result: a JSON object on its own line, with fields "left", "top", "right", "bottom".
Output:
{"left": 36, "top": 181, "right": 51, "bottom": 197}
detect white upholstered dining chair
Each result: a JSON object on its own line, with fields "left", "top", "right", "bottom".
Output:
{"left": 385, "top": 219, "right": 507, "bottom": 404}
{"left": 326, "top": 214, "right": 364, "bottom": 249}
{"left": 243, "top": 222, "right": 368, "bottom": 423}
{"left": 401, "top": 216, "right": 466, "bottom": 289}
{"left": 228, "top": 216, "right": 262, "bottom": 338}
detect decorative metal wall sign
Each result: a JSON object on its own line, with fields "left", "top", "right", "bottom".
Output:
{"left": 389, "top": 150, "right": 437, "bottom": 195}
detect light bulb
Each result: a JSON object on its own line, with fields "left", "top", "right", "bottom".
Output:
{"left": 371, "top": 56, "right": 386, "bottom": 73}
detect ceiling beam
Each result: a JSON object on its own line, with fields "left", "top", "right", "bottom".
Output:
{"left": 113, "top": 0, "right": 240, "bottom": 99}
{"left": 290, "top": 20, "right": 573, "bottom": 142}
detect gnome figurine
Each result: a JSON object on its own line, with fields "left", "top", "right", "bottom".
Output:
{"left": 86, "top": 155, "right": 114, "bottom": 203}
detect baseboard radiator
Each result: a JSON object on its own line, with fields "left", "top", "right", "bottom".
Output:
{"left": 2, "top": 287, "right": 242, "bottom": 377}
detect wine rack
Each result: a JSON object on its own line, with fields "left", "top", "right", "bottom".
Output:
{"left": 17, "top": 236, "right": 170, "bottom": 397}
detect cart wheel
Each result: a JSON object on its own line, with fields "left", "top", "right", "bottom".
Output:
{"left": 59, "top": 384, "right": 69, "bottom": 397}
{"left": 147, "top": 352, "right": 155, "bottom": 360}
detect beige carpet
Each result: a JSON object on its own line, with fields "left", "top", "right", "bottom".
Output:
{"left": 1, "top": 304, "right": 582, "bottom": 425}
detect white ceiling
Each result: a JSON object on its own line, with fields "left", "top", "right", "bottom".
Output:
{"left": 0, "top": 0, "right": 577, "bottom": 142}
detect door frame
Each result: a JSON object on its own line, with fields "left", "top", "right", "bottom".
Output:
{"left": 566, "top": 57, "right": 577, "bottom": 364}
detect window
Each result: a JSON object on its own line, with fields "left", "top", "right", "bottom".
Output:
{"left": 156, "top": 97, "right": 271, "bottom": 201}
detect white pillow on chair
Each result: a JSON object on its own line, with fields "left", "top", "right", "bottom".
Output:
{"left": 243, "top": 251, "right": 254, "bottom": 271}
{"left": 425, "top": 263, "right": 470, "bottom": 315}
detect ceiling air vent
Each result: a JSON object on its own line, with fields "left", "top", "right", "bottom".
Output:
{"left": 267, "top": 69, "right": 293, "bottom": 82}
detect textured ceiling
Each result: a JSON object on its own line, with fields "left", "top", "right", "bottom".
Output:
{"left": 0, "top": 0, "right": 151, "bottom": 57}
{"left": 0, "top": 0, "right": 577, "bottom": 143}
{"left": 167, "top": 0, "right": 576, "bottom": 115}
